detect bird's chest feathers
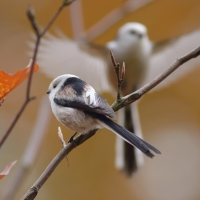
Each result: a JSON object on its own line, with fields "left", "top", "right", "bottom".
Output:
{"left": 51, "top": 97, "right": 98, "bottom": 132}
{"left": 52, "top": 103, "right": 91, "bottom": 131}
{"left": 51, "top": 102, "right": 73, "bottom": 123}
{"left": 111, "top": 43, "right": 148, "bottom": 71}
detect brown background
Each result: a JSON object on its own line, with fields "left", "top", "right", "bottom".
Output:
{"left": 1, "top": 0, "right": 200, "bottom": 199}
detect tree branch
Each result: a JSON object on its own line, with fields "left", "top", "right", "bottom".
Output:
{"left": 0, "top": 0, "right": 75, "bottom": 148}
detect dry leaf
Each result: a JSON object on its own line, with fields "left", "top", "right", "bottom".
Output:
{"left": 0, "top": 60, "right": 39, "bottom": 100}
{"left": 0, "top": 160, "right": 17, "bottom": 180}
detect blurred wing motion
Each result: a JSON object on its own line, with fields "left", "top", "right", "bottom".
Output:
{"left": 142, "top": 30, "right": 200, "bottom": 90}
{"left": 32, "top": 32, "right": 111, "bottom": 93}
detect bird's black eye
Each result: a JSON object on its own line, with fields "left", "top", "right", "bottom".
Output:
{"left": 129, "top": 30, "right": 143, "bottom": 38}
{"left": 130, "top": 30, "right": 136, "bottom": 35}
{"left": 53, "top": 84, "right": 57, "bottom": 89}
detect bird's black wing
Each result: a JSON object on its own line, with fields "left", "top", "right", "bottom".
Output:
{"left": 54, "top": 95, "right": 116, "bottom": 119}
{"left": 54, "top": 77, "right": 116, "bottom": 119}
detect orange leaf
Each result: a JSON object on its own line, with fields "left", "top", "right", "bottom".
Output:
{"left": 0, "top": 160, "right": 17, "bottom": 180}
{"left": 0, "top": 60, "right": 39, "bottom": 100}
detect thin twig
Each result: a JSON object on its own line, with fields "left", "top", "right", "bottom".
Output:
{"left": 40, "top": 0, "right": 75, "bottom": 37}
{"left": 21, "top": 45, "right": 200, "bottom": 200}
{"left": 0, "top": 0, "right": 75, "bottom": 149}
{"left": 110, "top": 50, "right": 125, "bottom": 100}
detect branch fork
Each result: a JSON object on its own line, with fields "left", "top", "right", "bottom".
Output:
{"left": 109, "top": 50, "right": 125, "bottom": 100}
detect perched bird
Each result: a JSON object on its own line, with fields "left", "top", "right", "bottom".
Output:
{"left": 35, "top": 22, "right": 200, "bottom": 176}
{"left": 47, "top": 74, "right": 161, "bottom": 159}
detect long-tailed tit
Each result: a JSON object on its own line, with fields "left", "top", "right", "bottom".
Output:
{"left": 47, "top": 74, "right": 161, "bottom": 158}
{"left": 35, "top": 22, "right": 200, "bottom": 175}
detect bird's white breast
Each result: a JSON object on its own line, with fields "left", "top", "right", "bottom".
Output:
{"left": 51, "top": 100, "right": 101, "bottom": 133}
{"left": 107, "top": 36, "right": 152, "bottom": 94}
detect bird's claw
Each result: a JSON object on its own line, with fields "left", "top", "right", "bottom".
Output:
{"left": 68, "top": 132, "right": 77, "bottom": 147}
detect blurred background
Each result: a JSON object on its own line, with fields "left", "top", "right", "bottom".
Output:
{"left": 1, "top": 0, "right": 200, "bottom": 199}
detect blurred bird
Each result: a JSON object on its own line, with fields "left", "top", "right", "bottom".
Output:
{"left": 33, "top": 22, "right": 200, "bottom": 176}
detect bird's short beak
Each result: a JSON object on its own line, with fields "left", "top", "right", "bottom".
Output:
{"left": 46, "top": 90, "right": 50, "bottom": 94}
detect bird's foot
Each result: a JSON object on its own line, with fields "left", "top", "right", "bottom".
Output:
{"left": 68, "top": 132, "right": 78, "bottom": 147}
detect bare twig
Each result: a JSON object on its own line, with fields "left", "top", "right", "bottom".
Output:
{"left": 110, "top": 50, "right": 125, "bottom": 100}
{"left": 22, "top": 45, "right": 200, "bottom": 200}
{"left": 0, "top": 0, "right": 75, "bottom": 149}
{"left": 40, "top": 0, "right": 75, "bottom": 37}
{"left": 27, "top": 5, "right": 41, "bottom": 37}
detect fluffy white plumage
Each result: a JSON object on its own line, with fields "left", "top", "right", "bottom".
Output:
{"left": 37, "top": 32, "right": 110, "bottom": 93}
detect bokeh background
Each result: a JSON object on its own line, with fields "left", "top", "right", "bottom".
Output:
{"left": 1, "top": 0, "right": 200, "bottom": 199}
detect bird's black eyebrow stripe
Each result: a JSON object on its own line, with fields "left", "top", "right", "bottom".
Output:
{"left": 61, "top": 77, "right": 86, "bottom": 95}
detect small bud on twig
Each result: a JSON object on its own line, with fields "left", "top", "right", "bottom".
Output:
{"left": 27, "top": 5, "right": 35, "bottom": 20}
{"left": 27, "top": 5, "right": 40, "bottom": 36}
{"left": 110, "top": 50, "right": 116, "bottom": 66}
{"left": 58, "top": 127, "right": 67, "bottom": 148}
{"left": 121, "top": 62, "right": 125, "bottom": 81}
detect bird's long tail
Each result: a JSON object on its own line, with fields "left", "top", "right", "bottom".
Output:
{"left": 115, "top": 104, "right": 144, "bottom": 176}
{"left": 96, "top": 109, "right": 161, "bottom": 161}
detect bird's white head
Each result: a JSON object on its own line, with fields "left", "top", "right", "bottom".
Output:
{"left": 117, "top": 22, "right": 147, "bottom": 39}
{"left": 107, "top": 22, "right": 151, "bottom": 60}
{"left": 109, "top": 22, "right": 148, "bottom": 47}
{"left": 47, "top": 74, "right": 78, "bottom": 101}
